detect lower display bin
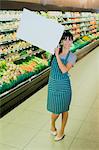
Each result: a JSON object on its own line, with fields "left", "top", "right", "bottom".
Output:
{"left": 0, "top": 67, "right": 50, "bottom": 118}
{"left": 75, "top": 39, "right": 99, "bottom": 60}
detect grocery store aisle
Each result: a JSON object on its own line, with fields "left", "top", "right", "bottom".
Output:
{"left": 0, "top": 47, "right": 99, "bottom": 150}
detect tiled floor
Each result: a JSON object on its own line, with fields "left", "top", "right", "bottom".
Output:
{"left": 0, "top": 47, "right": 99, "bottom": 150}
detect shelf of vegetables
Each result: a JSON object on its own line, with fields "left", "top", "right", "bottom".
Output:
{"left": 0, "top": 51, "right": 51, "bottom": 117}
{"left": 0, "top": 10, "right": 99, "bottom": 118}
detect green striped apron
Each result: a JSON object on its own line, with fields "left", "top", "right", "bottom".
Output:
{"left": 47, "top": 51, "right": 72, "bottom": 114}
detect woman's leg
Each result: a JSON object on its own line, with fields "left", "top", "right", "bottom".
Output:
{"left": 57, "top": 112, "right": 68, "bottom": 136}
{"left": 61, "top": 111, "right": 68, "bottom": 134}
{"left": 51, "top": 113, "right": 60, "bottom": 131}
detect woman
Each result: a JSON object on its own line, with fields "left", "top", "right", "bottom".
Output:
{"left": 47, "top": 31, "right": 77, "bottom": 141}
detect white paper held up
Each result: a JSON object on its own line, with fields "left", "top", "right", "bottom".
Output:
{"left": 17, "top": 8, "right": 65, "bottom": 54}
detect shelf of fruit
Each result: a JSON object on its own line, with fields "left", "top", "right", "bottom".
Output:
{"left": 6, "top": 49, "right": 46, "bottom": 63}
{"left": 0, "top": 53, "right": 51, "bottom": 95}
{"left": 0, "top": 41, "right": 33, "bottom": 56}
{"left": 0, "top": 11, "right": 98, "bottom": 57}
{"left": 64, "top": 24, "right": 95, "bottom": 31}
{"left": 62, "top": 16, "right": 96, "bottom": 18}
{"left": 0, "top": 21, "right": 19, "bottom": 32}
{"left": 0, "top": 32, "right": 17, "bottom": 45}
{"left": 0, "top": 29, "right": 17, "bottom": 34}
{"left": 0, "top": 10, "right": 21, "bottom": 21}
{"left": 0, "top": 19, "right": 19, "bottom": 22}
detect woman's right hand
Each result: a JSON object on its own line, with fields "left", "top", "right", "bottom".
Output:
{"left": 54, "top": 47, "right": 60, "bottom": 57}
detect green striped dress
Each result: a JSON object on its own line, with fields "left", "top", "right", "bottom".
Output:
{"left": 47, "top": 51, "right": 76, "bottom": 114}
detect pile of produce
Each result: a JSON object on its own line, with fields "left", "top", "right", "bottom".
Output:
{"left": 0, "top": 55, "right": 49, "bottom": 94}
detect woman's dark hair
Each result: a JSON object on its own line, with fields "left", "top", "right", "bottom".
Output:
{"left": 59, "top": 30, "right": 73, "bottom": 54}
{"left": 50, "top": 30, "right": 73, "bottom": 65}
{"left": 60, "top": 30, "right": 73, "bottom": 41}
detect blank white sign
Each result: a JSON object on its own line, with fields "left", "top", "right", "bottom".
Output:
{"left": 17, "top": 8, "right": 65, "bottom": 54}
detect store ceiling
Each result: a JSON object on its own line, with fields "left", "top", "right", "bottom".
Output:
{"left": 1, "top": 0, "right": 99, "bottom": 12}
{"left": 41, "top": 0, "right": 99, "bottom": 9}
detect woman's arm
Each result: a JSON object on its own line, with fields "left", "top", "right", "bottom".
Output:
{"left": 55, "top": 48, "right": 73, "bottom": 74}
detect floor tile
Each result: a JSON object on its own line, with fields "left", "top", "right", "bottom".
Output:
{"left": 91, "top": 97, "right": 99, "bottom": 109}
{"left": 0, "top": 105, "right": 26, "bottom": 123}
{"left": 0, "top": 123, "right": 39, "bottom": 149}
{"left": 84, "top": 108, "right": 99, "bottom": 123}
{"left": 76, "top": 122, "right": 99, "bottom": 142}
{"left": 12, "top": 109, "right": 49, "bottom": 129}
{"left": 23, "top": 130, "right": 74, "bottom": 150}
{"left": 69, "top": 106, "right": 90, "bottom": 121}
{"left": 0, "top": 119, "right": 10, "bottom": 130}
{"left": 0, "top": 143, "right": 19, "bottom": 150}
{"left": 69, "top": 138, "right": 98, "bottom": 150}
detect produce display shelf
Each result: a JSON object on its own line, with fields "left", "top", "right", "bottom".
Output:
{"left": 75, "top": 39, "right": 99, "bottom": 60}
{"left": 81, "top": 29, "right": 97, "bottom": 32}
{"left": 32, "top": 50, "right": 45, "bottom": 56}
{"left": 0, "top": 67, "right": 50, "bottom": 118}
{"left": 0, "top": 47, "right": 33, "bottom": 59}
{"left": 0, "top": 39, "right": 20, "bottom": 46}
{"left": 63, "top": 16, "right": 96, "bottom": 19}
{"left": 65, "top": 25, "right": 95, "bottom": 31}
{"left": 73, "top": 25, "right": 94, "bottom": 29}
{"left": 80, "top": 25, "right": 94, "bottom": 28}
{"left": 67, "top": 29, "right": 97, "bottom": 33}
{"left": 0, "top": 19, "right": 19, "bottom": 22}
{"left": 1, "top": 29, "right": 17, "bottom": 33}
{"left": 62, "top": 20, "right": 95, "bottom": 25}
{"left": 72, "top": 35, "right": 95, "bottom": 42}
{"left": 14, "top": 50, "right": 45, "bottom": 63}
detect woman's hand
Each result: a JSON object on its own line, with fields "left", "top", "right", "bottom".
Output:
{"left": 54, "top": 47, "right": 60, "bottom": 57}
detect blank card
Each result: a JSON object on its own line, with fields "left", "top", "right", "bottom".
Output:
{"left": 17, "top": 8, "right": 65, "bottom": 54}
